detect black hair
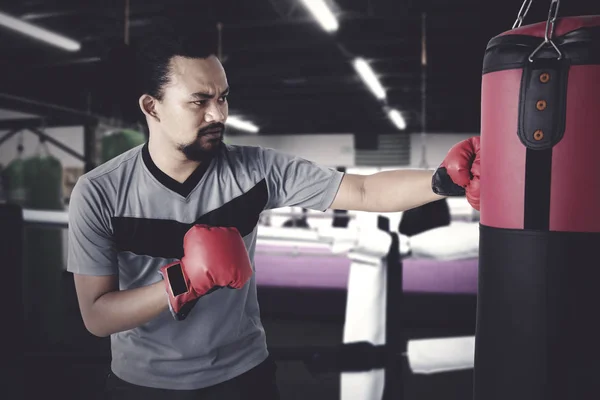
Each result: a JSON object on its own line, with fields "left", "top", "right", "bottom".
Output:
{"left": 99, "top": 17, "right": 219, "bottom": 125}
{"left": 133, "top": 18, "right": 219, "bottom": 101}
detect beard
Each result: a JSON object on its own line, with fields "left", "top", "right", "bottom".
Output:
{"left": 179, "top": 123, "right": 225, "bottom": 162}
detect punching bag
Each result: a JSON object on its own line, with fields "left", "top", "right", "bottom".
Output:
{"left": 475, "top": 3, "right": 600, "bottom": 399}
{"left": 3, "top": 157, "right": 28, "bottom": 205}
{"left": 101, "top": 128, "right": 146, "bottom": 163}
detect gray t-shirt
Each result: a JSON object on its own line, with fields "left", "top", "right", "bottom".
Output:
{"left": 67, "top": 142, "right": 344, "bottom": 390}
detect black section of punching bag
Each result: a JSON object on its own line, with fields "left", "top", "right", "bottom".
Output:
{"left": 483, "top": 26, "right": 600, "bottom": 74}
{"left": 518, "top": 56, "right": 567, "bottom": 230}
{"left": 474, "top": 225, "right": 600, "bottom": 400}
{"left": 524, "top": 148, "right": 552, "bottom": 231}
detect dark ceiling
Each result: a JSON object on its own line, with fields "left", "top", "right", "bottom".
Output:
{"left": 0, "top": 0, "right": 596, "bottom": 137}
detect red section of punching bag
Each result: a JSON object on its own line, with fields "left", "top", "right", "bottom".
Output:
{"left": 480, "top": 16, "right": 600, "bottom": 232}
{"left": 550, "top": 65, "right": 600, "bottom": 232}
{"left": 498, "top": 15, "right": 600, "bottom": 38}
{"left": 480, "top": 69, "right": 526, "bottom": 229}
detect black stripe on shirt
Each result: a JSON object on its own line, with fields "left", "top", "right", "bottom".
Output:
{"left": 111, "top": 179, "right": 268, "bottom": 259}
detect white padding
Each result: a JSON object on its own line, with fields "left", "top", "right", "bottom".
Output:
{"left": 407, "top": 336, "right": 475, "bottom": 374}
{"left": 350, "top": 227, "right": 393, "bottom": 260}
{"left": 317, "top": 226, "right": 411, "bottom": 257}
{"left": 398, "top": 234, "right": 411, "bottom": 257}
{"left": 22, "top": 209, "right": 69, "bottom": 225}
{"left": 409, "top": 222, "right": 479, "bottom": 260}
{"left": 257, "top": 226, "right": 320, "bottom": 243}
{"left": 341, "top": 228, "right": 391, "bottom": 400}
{"left": 317, "top": 226, "right": 360, "bottom": 254}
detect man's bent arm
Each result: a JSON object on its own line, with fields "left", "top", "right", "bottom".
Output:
{"left": 330, "top": 169, "right": 445, "bottom": 213}
{"left": 73, "top": 274, "right": 169, "bottom": 337}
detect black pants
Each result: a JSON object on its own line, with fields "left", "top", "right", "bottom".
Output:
{"left": 104, "top": 356, "right": 280, "bottom": 400}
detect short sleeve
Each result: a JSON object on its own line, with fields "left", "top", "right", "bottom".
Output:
{"left": 66, "top": 176, "right": 118, "bottom": 275}
{"left": 257, "top": 147, "right": 344, "bottom": 211}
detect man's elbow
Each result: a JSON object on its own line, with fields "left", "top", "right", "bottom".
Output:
{"left": 82, "top": 315, "right": 110, "bottom": 337}
{"left": 88, "top": 326, "right": 111, "bottom": 338}
{"left": 80, "top": 306, "right": 112, "bottom": 337}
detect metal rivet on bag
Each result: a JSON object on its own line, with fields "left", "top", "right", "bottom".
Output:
{"left": 540, "top": 73, "right": 550, "bottom": 83}
{"left": 534, "top": 130, "right": 544, "bottom": 140}
{"left": 536, "top": 100, "right": 547, "bottom": 110}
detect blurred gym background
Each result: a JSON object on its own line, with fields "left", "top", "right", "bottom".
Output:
{"left": 0, "top": 1, "right": 595, "bottom": 399}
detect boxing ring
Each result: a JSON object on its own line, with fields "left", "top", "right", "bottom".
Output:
{"left": 254, "top": 222, "right": 478, "bottom": 400}
{"left": 254, "top": 223, "right": 478, "bottom": 330}
{"left": 5, "top": 204, "right": 479, "bottom": 400}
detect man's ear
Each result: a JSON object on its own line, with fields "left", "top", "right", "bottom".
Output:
{"left": 139, "top": 94, "right": 160, "bottom": 121}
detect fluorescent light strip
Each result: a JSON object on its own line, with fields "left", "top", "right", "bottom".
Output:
{"left": 388, "top": 109, "right": 407, "bottom": 130}
{"left": 227, "top": 116, "right": 259, "bottom": 133}
{"left": 0, "top": 10, "right": 80, "bottom": 51}
{"left": 300, "top": 0, "right": 339, "bottom": 32}
{"left": 353, "top": 58, "right": 386, "bottom": 100}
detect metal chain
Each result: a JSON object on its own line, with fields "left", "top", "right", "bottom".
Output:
{"left": 513, "top": 0, "right": 534, "bottom": 29}
{"left": 529, "top": 0, "right": 563, "bottom": 61}
{"left": 544, "top": 0, "right": 561, "bottom": 42}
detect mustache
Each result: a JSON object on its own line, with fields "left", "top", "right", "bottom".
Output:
{"left": 198, "top": 123, "right": 225, "bottom": 135}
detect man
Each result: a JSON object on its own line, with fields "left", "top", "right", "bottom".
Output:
{"left": 67, "top": 22, "right": 480, "bottom": 399}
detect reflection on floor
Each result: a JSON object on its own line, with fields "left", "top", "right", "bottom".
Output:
{"left": 21, "top": 273, "right": 474, "bottom": 400}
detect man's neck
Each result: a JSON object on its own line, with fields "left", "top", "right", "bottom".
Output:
{"left": 147, "top": 136, "right": 201, "bottom": 184}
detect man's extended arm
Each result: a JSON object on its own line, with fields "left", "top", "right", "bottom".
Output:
{"left": 329, "top": 137, "right": 480, "bottom": 213}
{"left": 329, "top": 169, "right": 443, "bottom": 213}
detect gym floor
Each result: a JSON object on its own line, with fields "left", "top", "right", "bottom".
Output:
{"left": 21, "top": 272, "right": 474, "bottom": 400}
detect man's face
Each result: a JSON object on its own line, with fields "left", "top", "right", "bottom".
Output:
{"left": 154, "top": 55, "right": 229, "bottom": 161}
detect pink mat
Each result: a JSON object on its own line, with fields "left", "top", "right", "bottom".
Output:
{"left": 253, "top": 245, "right": 479, "bottom": 294}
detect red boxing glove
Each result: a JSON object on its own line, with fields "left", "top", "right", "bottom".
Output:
{"left": 159, "top": 225, "right": 253, "bottom": 320}
{"left": 431, "top": 136, "right": 481, "bottom": 211}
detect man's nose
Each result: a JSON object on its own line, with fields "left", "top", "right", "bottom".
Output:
{"left": 205, "top": 103, "right": 226, "bottom": 123}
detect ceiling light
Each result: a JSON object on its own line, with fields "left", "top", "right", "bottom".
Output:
{"left": 353, "top": 58, "right": 386, "bottom": 100}
{"left": 388, "top": 109, "right": 407, "bottom": 130}
{"left": 300, "top": 0, "right": 339, "bottom": 32}
{"left": 0, "top": 10, "right": 80, "bottom": 51}
{"left": 227, "top": 116, "right": 259, "bottom": 133}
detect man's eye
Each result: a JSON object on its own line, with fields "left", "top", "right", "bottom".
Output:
{"left": 193, "top": 100, "right": 207, "bottom": 106}
{"left": 219, "top": 95, "right": 228, "bottom": 103}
